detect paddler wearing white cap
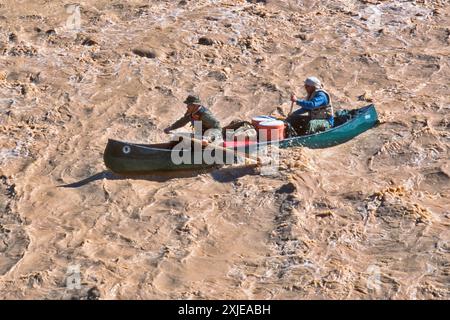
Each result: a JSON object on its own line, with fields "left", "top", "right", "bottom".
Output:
{"left": 286, "top": 76, "right": 334, "bottom": 136}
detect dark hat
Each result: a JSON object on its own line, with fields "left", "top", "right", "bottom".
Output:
{"left": 183, "top": 94, "right": 201, "bottom": 105}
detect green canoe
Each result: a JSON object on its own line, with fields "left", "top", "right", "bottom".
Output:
{"left": 104, "top": 104, "right": 378, "bottom": 174}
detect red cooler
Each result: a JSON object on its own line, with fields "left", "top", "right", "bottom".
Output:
{"left": 258, "top": 120, "right": 285, "bottom": 141}
{"left": 251, "top": 116, "right": 276, "bottom": 129}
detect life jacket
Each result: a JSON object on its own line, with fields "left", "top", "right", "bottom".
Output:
{"left": 189, "top": 106, "right": 221, "bottom": 132}
{"left": 189, "top": 106, "right": 205, "bottom": 126}
{"left": 306, "top": 89, "right": 334, "bottom": 121}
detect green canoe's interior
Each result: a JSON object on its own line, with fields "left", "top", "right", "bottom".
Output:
{"left": 109, "top": 105, "right": 373, "bottom": 153}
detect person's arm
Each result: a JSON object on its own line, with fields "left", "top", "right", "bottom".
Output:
{"left": 296, "top": 92, "right": 328, "bottom": 110}
{"left": 165, "top": 113, "right": 190, "bottom": 133}
{"left": 290, "top": 94, "right": 308, "bottom": 115}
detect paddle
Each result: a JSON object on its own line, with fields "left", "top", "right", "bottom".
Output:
{"left": 288, "top": 97, "right": 295, "bottom": 116}
{"left": 169, "top": 132, "right": 260, "bottom": 165}
{"left": 287, "top": 101, "right": 294, "bottom": 117}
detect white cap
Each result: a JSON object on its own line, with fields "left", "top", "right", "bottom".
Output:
{"left": 304, "top": 76, "right": 322, "bottom": 88}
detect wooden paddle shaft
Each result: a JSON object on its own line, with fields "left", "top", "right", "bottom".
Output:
{"left": 289, "top": 100, "right": 294, "bottom": 115}
{"left": 170, "top": 132, "right": 259, "bottom": 164}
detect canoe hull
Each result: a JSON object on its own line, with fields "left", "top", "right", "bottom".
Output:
{"left": 104, "top": 104, "right": 378, "bottom": 174}
{"left": 103, "top": 141, "right": 220, "bottom": 173}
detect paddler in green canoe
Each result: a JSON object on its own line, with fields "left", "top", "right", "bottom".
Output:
{"left": 164, "top": 94, "right": 223, "bottom": 146}
{"left": 286, "top": 76, "right": 334, "bottom": 136}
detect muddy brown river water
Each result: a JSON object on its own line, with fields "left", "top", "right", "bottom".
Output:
{"left": 0, "top": 0, "right": 449, "bottom": 299}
